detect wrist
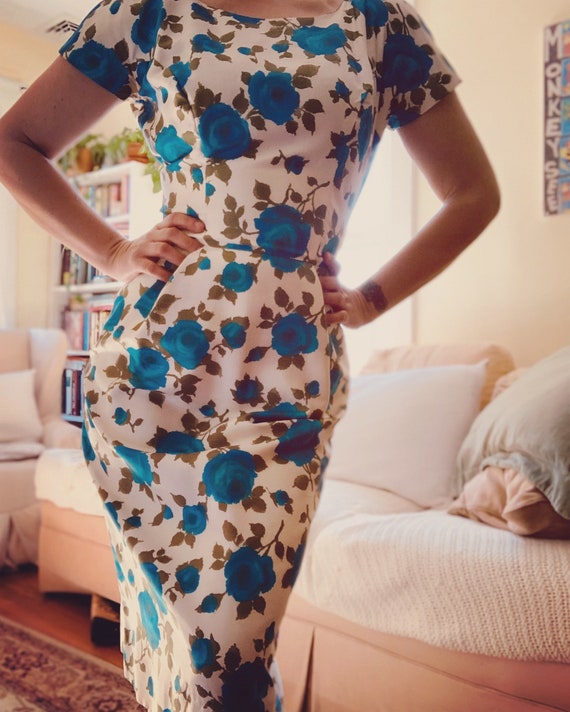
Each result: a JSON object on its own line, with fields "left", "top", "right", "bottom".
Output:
{"left": 356, "top": 279, "right": 388, "bottom": 323}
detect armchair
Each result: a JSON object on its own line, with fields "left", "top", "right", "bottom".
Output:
{"left": 0, "top": 328, "right": 80, "bottom": 568}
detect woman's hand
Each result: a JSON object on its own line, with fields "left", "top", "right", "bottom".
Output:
{"left": 319, "top": 252, "right": 380, "bottom": 329}
{"left": 106, "top": 212, "right": 206, "bottom": 282}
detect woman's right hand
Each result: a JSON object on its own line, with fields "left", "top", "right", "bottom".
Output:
{"left": 106, "top": 212, "right": 206, "bottom": 283}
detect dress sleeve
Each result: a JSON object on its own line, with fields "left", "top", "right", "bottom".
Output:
{"left": 59, "top": 0, "right": 165, "bottom": 101}
{"left": 377, "top": 1, "right": 461, "bottom": 130}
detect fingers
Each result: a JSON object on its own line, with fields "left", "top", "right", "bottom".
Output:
{"left": 160, "top": 211, "right": 205, "bottom": 234}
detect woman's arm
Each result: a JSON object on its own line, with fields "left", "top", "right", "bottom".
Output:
{"left": 0, "top": 57, "right": 203, "bottom": 283}
{"left": 321, "top": 92, "right": 501, "bottom": 327}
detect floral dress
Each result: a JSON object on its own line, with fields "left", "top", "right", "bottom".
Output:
{"left": 60, "top": 0, "right": 458, "bottom": 709}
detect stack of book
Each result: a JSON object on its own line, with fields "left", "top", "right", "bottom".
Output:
{"left": 62, "top": 355, "right": 89, "bottom": 420}
{"left": 62, "top": 293, "right": 115, "bottom": 351}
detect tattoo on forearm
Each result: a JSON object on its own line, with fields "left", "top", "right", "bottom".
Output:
{"left": 360, "top": 280, "right": 388, "bottom": 314}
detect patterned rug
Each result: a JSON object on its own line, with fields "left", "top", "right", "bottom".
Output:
{"left": 0, "top": 616, "right": 143, "bottom": 711}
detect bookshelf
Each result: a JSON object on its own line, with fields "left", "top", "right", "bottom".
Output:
{"left": 52, "top": 161, "right": 162, "bottom": 422}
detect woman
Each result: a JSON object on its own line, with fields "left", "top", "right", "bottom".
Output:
{"left": 0, "top": 0, "right": 499, "bottom": 709}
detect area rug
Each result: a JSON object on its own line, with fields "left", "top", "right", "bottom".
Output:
{"left": 0, "top": 616, "right": 144, "bottom": 711}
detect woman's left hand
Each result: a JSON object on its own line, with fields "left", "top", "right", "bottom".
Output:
{"left": 318, "top": 252, "right": 373, "bottom": 329}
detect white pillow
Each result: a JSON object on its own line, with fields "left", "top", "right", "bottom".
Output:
{"left": 326, "top": 362, "right": 487, "bottom": 508}
{"left": 0, "top": 369, "right": 43, "bottom": 443}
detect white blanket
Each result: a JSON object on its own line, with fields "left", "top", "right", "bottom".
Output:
{"left": 295, "top": 479, "right": 570, "bottom": 662}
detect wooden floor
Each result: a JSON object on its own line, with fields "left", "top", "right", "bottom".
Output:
{"left": 0, "top": 564, "right": 122, "bottom": 668}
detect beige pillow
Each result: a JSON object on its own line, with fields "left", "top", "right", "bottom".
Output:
{"left": 449, "top": 466, "right": 570, "bottom": 538}
{"left": 456, "top": 347, "right": 570, "bottom": 518}
{"left": 0, "top": 369, "right": 43, "bottom": 443}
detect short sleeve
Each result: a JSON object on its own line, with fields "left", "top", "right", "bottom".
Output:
{"left": 59, "top": 0, "right": 165, "bottom": 101}
{"left": 377, "top": 1, "right": 461, "bottom": 130}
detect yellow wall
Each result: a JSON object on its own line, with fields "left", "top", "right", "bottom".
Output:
{"left": 414, "top": 0, "right": 570, "bottom": 366}
{"left": 0, "top": 22, "right": 134, "bottom": 328}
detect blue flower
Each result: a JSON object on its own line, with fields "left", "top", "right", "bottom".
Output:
{"left": 191, "top": 167, "right": 204, "bottom": 184}
{"left": 271, "top": 313, "right": 318, "bottom": 356}
{"left": 388, "top": 109, "right": 420, "bottom": 129}
{"left": 113, "top": 407, "right": 129, "bottom": 425}
{"left": 252, "top": 402, "right": 305, "bottom": 422}
{"left": 238, "top": 47, "right": 252, "bottom": 55}
{"left": 233, "top": 375, "right": 263, "bottom": 404}
{"left": 290, "top": 542, "right": 306, "bottom": 586}
{"left": 221, "top": 321, "right": 247, "bottom": 348}
{"left": 335, "top": 80, "right": 350, "bottom": 97}
{"left": 198, "top": 103, "right": 252, "bottom": 160}
{"left": 155, "top": 431, "right": 205, "bottom": 454}
{"left": 176, "top": 564, "right": 200, "bottom": 593}
{"left": 127, "top": 347, "right": 169, "bottom": 390}
{"left": 330, "top": 131, "right": 351, "bottom": 187}
{"left": 224, "top": 547, "right": 276, "bottom": 602}
{"left": 275, "top": 490, "right": 290, "bottom": 506}
{"left": 147, "top": 676, "right": 154, "bottom": 697}
{"left": 200, "top": 403, "right": 216, "bottom": 417}
{"left": 220, "top": 262, "right": 255, "bottom": 292}
{"left": 105, "top": 502, "right": 120, "bottom": 529}
{"left": 170, "top": 60, "right": 191, "bottom": 90}
{"left": 65, "top": 40, "right": 129, "bottom": 96}
{"left": 200, "top": 594, "right": 219, "bottom": 613}
{"left": 125, "top": 515, "right": 141, "bottom": 528}
{"left": 206, "top": 182, "right": 216, "bottom": 197}
{"left": 137, "top": 60, "right": 157, "bottom": 102}
{"left": 276, "top": 419, "right": 322, "bottom": 465}
{"left": 155, "top": 125, "right": 192, "bottom": 172}
{"left": 348, "top": 57, "right": 362, "bottom": 73}
{"left": 103, "top": 295, "right": 125, "bottom": 331}
{"left": 112, "top": 547, "right": 125, "bottom": 582}
{"left": 291, "top": 23, "right": 346, "bottom": 55}
{"left": 272, "top": 42, "right": 289, "bottom": 53}
{"left": 284, "top": 155, "right": 307, "bottom": 175}
{"left": 357, "top": 106, "right": 374, "bottom": 160}
{"left": 352, "top": 0, "right": 388, "bottom": 27}
{"left": 381, "top": 33, "right": 434, "bottom": 93}
{"left": 306, "top": 380, "right": 320, "bottom": 396}
{"left": 82, "top": 423, "right": 96, "bottom": 462}
{"left": 138, "top": 591, "right": 161, "bottom": 649}
{"left": 182, "top": 503, "right": 208, "bottom": 535}
{"left": 192, "top": 33, "right": 225, "bottom": 53}
{"left": 110, "top": 1, "right": 121, "bottom": 13}
{"left": 131, "top": 0, "right": 166, "bottom": 53}
{"left": 141, "top": 561, "right": 164, "bottom": 599}
{"left": 255, "top": 205, "right": 310, "bottom": 272}
{"left": 134, "top": 279, "right": 165, "bottom": 317}
{"left": 115, "top": 445, "right": 154, "bottom": 486}
{"left": 203, "top": 450, "right": 257, "bottom": 504}
{"left": 160, "top": 320, "right": 209, "bottom": 369}
{"left": 248, "top": 71, "right": 300, "bottom": 125}
{"left": 191, "top": 2, "right": 215, "bottom": 22}
{"left": 191, "top": 638, "right": 215, "bottom": 671}
{"left": 221, "top": 660, "right": 272, "bottom": 712}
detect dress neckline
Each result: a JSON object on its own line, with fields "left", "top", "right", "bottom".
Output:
{"left": 192, "top": 0, "right": 348, "bottom": 22}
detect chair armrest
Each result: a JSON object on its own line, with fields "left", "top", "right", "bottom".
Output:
{"left": 43, "top": 418, "right": 82, "bottom": 450}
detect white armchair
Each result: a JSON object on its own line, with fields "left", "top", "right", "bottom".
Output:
{"left": 0, "top": 328, "right": 81, "bottom": 568}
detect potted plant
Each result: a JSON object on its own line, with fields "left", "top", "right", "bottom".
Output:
{"left": 106, "top": 127, "right": 149, "bottom": 165}
{"left": 58, "top": 133, "right": 106, "bottom": 174}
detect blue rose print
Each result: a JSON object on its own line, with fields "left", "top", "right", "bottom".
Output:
{"left": 155, "top": 125, "right": 193, "bottom": 172}
{"left": 142, "top": 561, "right": 164, "bottom": 600}
{"left": 82, "top": 423, "right": 96, "bottom": 462}
{"left": 233, "top": 375, "right": 263, "bottom": 404}
{"left": 182, "top": 503, "right": 208, "bottom": 535}
{"left": 112, "top": 546, "right": 125, "bottom": 582}
{"left": 191, "top": 637, "right": 215, "bottom": 671}
{"left": 203, "top": 450, "right": 257, "bottom": 504}
{"left": 252, "top": 402, "right": 306, "bottom": 422}
{"left": 291, "top": 23, "right": 347, "bottom": 55}
{"left": 353, "top": 0, "right": 388, "bottom": 27}
{"left": 271, "top": 313, "right": 318, "bottom": 356}
{"left": 224, "top": 547, "right": 276, "bottom": 602}
{"left": 134, "top": 279, "right": 165, "bottom": 317}
{"left": 221, "top": 660, "right": 272, "bottom": 712}
{"left": 274, "top": 490, "right": 290, "bottom": 506}
{"left": 131, "top": 0, "right": 166, "bottom": 53}
{"left": 357, "top": 106, "right": 374, "bottom": 160}
{"left": 381, "top": 34, "right": 434, "bottom": 93}
{"left": 155, "top": 431, "right": 205, "bottom": 454}
{"left": 290, "top": 542, "right": 306, "bottom": 586}
{"left": 170, "top": 60, "right": 192, "bottom": 90}
{"left": 221, "top": 321, "right": 247, "bottom": 348}
{"left": 275, "top": 419, "right": 322, "bottom": 465}
{"left": 103, "top": 295, "right": 125, "bottom": 332}
{"left": 127, "top": 347, "right": 169, "bottom": 390}
{"left": 306, "top": 380, "right": 320, "bottom": 396}
{"left": 138, "top": 591, "right": 161, "bottom": 650}
{"left": 115, "top": 444, "right": 154, "bottom": 486}
{"left": 137, "top": 61, "right": 158, "bottom": 102}
{"left": 255, "top": 204, "right": 311, "bottom": 272}
{"left": 220, "top": 262, "right": 255, "bottom": 292}
{"left": 66, "top": 40, "right": 129, "bottom": 96}
{"left": 105, "top": 501, "right": 120, "bottom": 529}
{"left": 192, "top": 33, "right": 225, "bottom": 54}
{"left": 200, "top": 594, "right": 219, "bottom": 613}
{"left": 198, "top": 103, "right": 252, "bottom": 160}
{"left": 191, "top": 2, "right": 215, "bottom": 23}
{"left": 160, "top": 320, "right": 210, "bottom": 369}
{"left": 284, "top": 155, "right": 308, "bottom": 174}
{"left": 176, "top": 564, "right": 201, "bottom": 593}
{"left": 114, "top": 407, "right": 129, "bottom": 425}
{"left": 248, "top": 71, "right": 300, "bottom": 125}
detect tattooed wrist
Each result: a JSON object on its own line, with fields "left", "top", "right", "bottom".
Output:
{"left": 359, "top": 280, "right": 388, "bottom": 315}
